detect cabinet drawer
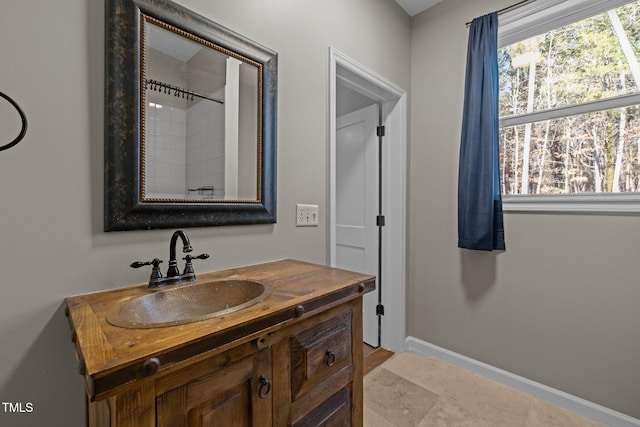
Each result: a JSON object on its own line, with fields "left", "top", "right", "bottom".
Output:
{"left": 292, "top": 386, "right": 351, "bottom": 427}
{"left": 290, "top": 310, "right": 352, "bottom": 399}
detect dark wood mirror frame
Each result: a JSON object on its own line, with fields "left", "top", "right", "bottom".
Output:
{"left": 104, "top": 0, "right": 277, "bottom": 231}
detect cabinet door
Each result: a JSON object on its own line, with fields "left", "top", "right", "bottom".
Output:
{"left": 157, "top": 348, "right": 272, "bottom": 427}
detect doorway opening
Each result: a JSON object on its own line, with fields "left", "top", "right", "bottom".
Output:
{"left": 328, "top": 48, "right": 407, "bottom": 352}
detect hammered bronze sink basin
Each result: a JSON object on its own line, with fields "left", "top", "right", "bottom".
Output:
{"left": 107, "top": 279, "right": 272, "bottom": 328}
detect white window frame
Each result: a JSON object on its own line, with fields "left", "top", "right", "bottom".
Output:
{"left": 499, "top": 0, "right": 640, "bottom": 213}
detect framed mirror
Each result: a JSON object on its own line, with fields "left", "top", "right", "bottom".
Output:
{"left": 105, "top": 0, "right": 277, "bottom": 231}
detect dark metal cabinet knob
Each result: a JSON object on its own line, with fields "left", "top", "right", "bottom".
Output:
{"left": 141, "top": 358, "right": 161, "bottom": 376}
{"left": 326, "top": 350, "right": 336, "bottom": 367}
{"left": 295, "top": 305, "right": 305, "bottom": 317}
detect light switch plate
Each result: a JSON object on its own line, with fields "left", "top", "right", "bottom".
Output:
{"left": 296, "top": 204, "right": 319, "bottom": 227}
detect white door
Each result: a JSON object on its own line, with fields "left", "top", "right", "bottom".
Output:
{"left": 335, "top": 104, "right": 379, "bottom": 346}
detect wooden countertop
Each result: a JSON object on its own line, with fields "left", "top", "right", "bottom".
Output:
{"left": 65, "top": 259, "right": 375, "bottom": 401}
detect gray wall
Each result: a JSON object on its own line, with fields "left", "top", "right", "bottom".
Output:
{"left": 0, "top": 0, "right": 409, "bottom": 425}
{"left": 409, "top": 0, "right": 640, "bottom": 419}
{"left": 4, "top": 0, "right": 638, "bottom": 423}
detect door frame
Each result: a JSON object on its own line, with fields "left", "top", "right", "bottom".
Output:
{"left": 328, "top": 47, "right": 407, "bottom": 352}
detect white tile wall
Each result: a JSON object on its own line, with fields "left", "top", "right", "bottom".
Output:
{"left": 145, "top": 103, "right": 187, "bottom": 197}
{"left": 145, "top": 92, "right": 225, "bottom": 199}
{"left": 186, "top": 88, "right": 226, "bottom": 199}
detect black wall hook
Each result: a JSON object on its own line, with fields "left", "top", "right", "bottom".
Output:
{"left": 0, "top": 91, "right": 27, "bottom": 152}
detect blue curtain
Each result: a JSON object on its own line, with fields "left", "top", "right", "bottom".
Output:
{"left": 458, "top": 12, "right": 505, "bottom": 251}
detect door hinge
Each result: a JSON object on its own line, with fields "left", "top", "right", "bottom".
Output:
{"left": 376, "top": 304, "right": 385, "bottom": 316}
{"left": 377, "top": 125, "right": 385, "bottom": 137}
{"left": 376, "top": 215, "right": 385, "bottom": 227}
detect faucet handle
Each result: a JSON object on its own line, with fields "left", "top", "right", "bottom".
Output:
{"left": 182, "top": 253, "right": 209, "bottom": 275}
{"left": 130, "top": 258, "right": 163, "bottom": 269}
{"left": 183, "top": 253, "right": 210, "bottom": 262}
{"left": 131, "top": 258, "right": 164, "bottom": 284}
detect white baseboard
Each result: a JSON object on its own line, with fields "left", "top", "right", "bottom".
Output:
{"left": 405, "top": 336, "right": 640, "bottom": 427}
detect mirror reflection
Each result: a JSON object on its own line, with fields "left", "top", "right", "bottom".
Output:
{"left": 141, "top": 16, "right": 260, "bottom": 202}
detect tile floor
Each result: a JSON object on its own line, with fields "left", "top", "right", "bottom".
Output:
{"left": 364, "top": 352, "right": 606, "bottom": 427}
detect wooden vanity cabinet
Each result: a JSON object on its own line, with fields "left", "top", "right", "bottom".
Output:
{"left": 68, "top": 260, "right": 374, "bottom": 427}
{"left": 88, "top": 341, "right": 273, "bottom": 426}
{"left": 87, "top": 301, "right": 362, "bottom": 427}
{"left": 156, "top": 345, "right": 273, "bottom": 426}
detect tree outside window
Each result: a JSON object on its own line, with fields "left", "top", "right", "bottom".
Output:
{"left": 499, "top": 1, "right": 640, "bottom": 197}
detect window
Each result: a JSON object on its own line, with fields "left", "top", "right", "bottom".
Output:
{"left": 498, "top": 0, "right": 640, "bottom": 212}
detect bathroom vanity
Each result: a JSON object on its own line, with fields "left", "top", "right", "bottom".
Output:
{"left": 65, "top": 259, "right": 375, "bottom": 426}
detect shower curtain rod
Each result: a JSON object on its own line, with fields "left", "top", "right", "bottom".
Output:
{"left": 144, "top": 79, "right": 224, "bottom": 105}
{"left": 465, "top": 0, "right": 536, "bottom": 26}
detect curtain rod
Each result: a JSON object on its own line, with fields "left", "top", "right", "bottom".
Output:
{"left": 465, "top": 0, "right": 536, "bottom": 27}
{"left": 144, "top": 79, "right": 224, "bottom": 105}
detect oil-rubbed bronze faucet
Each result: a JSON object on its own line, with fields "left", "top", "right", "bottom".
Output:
{"left": 167, "top": 230, "right": 193, "bottom": 277}
{"left": 130, "top": 230, "right": 209, "bottom": 288}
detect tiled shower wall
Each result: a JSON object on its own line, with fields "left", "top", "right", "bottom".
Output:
{"left": 144, "top": 89, "right": 225, "bottom": 199}
{"left": 145, "top": 103, "right": 187, "bottom": 197}
{"left": 186, "top": 88, "right": 226, "bottom": 199}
